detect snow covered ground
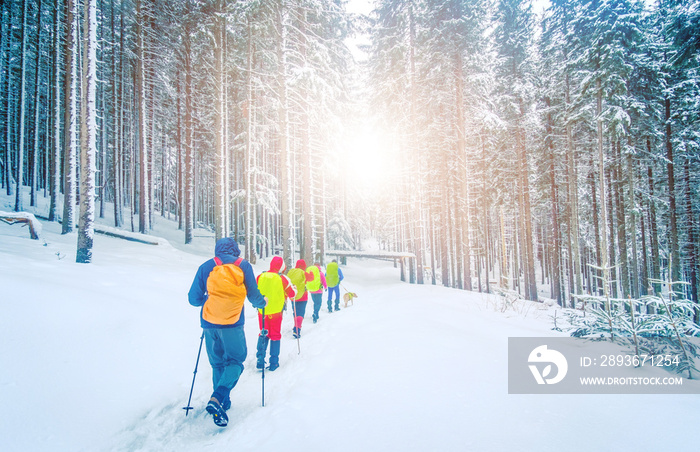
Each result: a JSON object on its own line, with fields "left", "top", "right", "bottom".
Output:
{"left": 1, "top": 196, "right": 699, "bottom": 451}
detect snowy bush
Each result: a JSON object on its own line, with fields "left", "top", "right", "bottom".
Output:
{"left": 566, "top": 296, "right": 700, "bottom": 339}
{"left": 326, "top": 211, "right": 354, "bottom": 250}
{"left": 564, "top": 295, "right": 700, "bottom": 378}
{"left": 490, "top": 286, "right": 536, "bottom": 317}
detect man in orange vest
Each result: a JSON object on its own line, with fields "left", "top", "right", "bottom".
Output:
{"left": 256, "top": 256, "right": 297, "bottom": 371}
{"left": 188, "top": 237, "right": 267, "bottom": 427}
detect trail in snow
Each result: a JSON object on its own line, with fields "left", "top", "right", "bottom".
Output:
{"left": 1, "top": 196, "right": 699, "bottom": 452}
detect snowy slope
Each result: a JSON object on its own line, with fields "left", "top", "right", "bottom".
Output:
{"left": 1, "top": 202, "right": 699, "bottom": 451}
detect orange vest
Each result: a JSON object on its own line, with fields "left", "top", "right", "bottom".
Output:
{"left": 202, "top": 257, "right": 247, "bottom": 325}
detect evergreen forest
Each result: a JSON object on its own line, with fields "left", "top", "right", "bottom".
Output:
{"left": 1, "top": 0, "right": 699, "bottom": 314}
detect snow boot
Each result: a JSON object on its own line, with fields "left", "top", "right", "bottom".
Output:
{"left": 256, "top": 335, "right": 269, "bottom": 370}
{"left": 206, "top": 397, "right": 229, "bottom": 427}
{"left": 268, "top": 340, "right": 280, "bottom": 371}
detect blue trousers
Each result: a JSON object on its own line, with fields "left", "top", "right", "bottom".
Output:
{"left": 327, "top": 285, "right": 340, "bottom": 309}
{"left": 204, "top": 326, "right": 247, "bottom": 406}
{"left": 293, "top": 300, "right": 307, "bottom": 335}
{"left": 311, "top": 293, "right": 323, "bottom": 320}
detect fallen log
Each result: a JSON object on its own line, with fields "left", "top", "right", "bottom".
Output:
{"left": 0, "top": 211, "right": 42, "bottom": 240}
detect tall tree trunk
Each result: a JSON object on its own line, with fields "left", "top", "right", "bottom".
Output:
{"left": 97, "top": 0, "right": 107, "bottom": 219}
{"left": 49, "top": 0, "right": 61, "bottom": 221}
{"left": 213, "top": 8, "right": 226, "bottom": 242}
{"left": 613, "top": 140, "right": 630, "bottom": 298}
{"left": 665, "top": 96, "right": 680, "bottom": 282}
{"left": 517, "top": 102, "right": 537, "bottom": 301}
{"left": 245, "top": 17, "right": 257, "bottom": 263}
{"left": 277, "top": 0, "right": 293, "bottom": 265}
{"left": 183, "top": 22, "right": 194, "bottom": 244}
{"left": 545, "top": 100, "right": 563, "bottom": 305}
{"left": 408, "top": 0, "right": 424, "bottom": 284}
{"left": 596, "top": 74, "right": 612, "bottom": 308}
{"left": 112, "top": 0, "right": 123, "bottom": 228}
{"left": 62, "top": 0, "right": 78, "bottom": 234}
{"left": 455, "top": 51, "right": 472, "bottom": 291}
{"left": 30, "top": 0, "right": 44, "bottom": 208}
{"left": 136, "top": 0, "right": 150, "bottom": 233}
{"left": 299, "top": 10, "right": 312, "bottom": 263}
{"left": 441, "top": 142, "right": 451, "bottom": 288}
{"left": 14, "top": 0, "right": 29, "bottom": 212}
{"left": 646, "top": 161, "right": 661, "bottom": 296}
{"left": 683, "top": 155, "right": 698, "bottom": 315}
{"left": 77, "top": 0, "right": 97, "bottom": 264}
{"left": 564, "top": 47, "right": 582, "bottom": 303}
{"left": 605, "top": 162, "right": 618, "bottom": 298}
{"left": 627, "top": 149, "right": 640, "bottom": 298}
{"left": 2, "top": 2, "right": 13, "bottom": 197}
{"left": 590, "top": 164, "right": 601, "bottom": 295}
{"left": 499, "top": 207, "right": 508, "bottom": 289}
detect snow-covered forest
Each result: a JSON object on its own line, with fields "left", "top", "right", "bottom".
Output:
{"left": 1, "top": 0, "right": 699, "bottom": 311}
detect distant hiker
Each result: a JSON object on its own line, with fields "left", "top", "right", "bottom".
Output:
{"left": 286, "top": 259, "right": 314, "bottom": 338}
{"left": 307, "top": 262, "right": 327, "bottom": 323}
{"left": 326, "top": 260, "right": 344, "bottom": 312}
{"left": 256, "top": 256, "right": 297, "bottom": 371}
{"left": 188, "top": 237, "right": 267, "bottom": 427}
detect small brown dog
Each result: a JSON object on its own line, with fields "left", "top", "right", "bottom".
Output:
{"left": 343, "top": 292, "right": 358, "bottom": 308}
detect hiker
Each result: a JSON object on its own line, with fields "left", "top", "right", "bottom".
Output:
{"left": 188, "top": 237, "right": 267, "bottom": 427}
{"left": 286, "top": 259, "right": 314, "bottom": 338}
{"left": 326, "top": 260, "right": 344, "bottom": 312}
{"left": 307, "top": 262, "right": 327, "bottom": 323}
{"left": 256, "top": 256, "right": 297, "bottom": 371}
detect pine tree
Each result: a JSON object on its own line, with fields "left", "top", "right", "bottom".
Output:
{"left": 62, "top": 0, "right": 78, "bottom": 234}
{"left": 48, "top": 0, "right": 62, "bottom": 222}
{"left": 14, "top": 0, "right": 29, "bottom": 212}
{"left": 76, "top": 0, "right": 98, "bottom": 263}
{"left": 493, "top": 0, "right": 538, "bottom": 301}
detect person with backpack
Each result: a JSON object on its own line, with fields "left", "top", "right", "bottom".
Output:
{"left": 286, "top": 259, "right": 313, "bottom": 338}
{"left": 188, "top": 237, "right": 267, "bottom": 428}
{"left": 325, "top": 259, "right": 344, "bottom": 312}
{"left": 256, "top": 256, "right": 297, "bottom": 371}
{"left": 307, "top": 262, "right": 327, "bottom": 323}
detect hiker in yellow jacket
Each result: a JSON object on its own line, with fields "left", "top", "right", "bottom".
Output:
{"left": 326, "top": 260, "right": 344, "bottom": 312}
{"left": 256, "top": 256, "right": 297, "bottom": 371}
{"left": 286, "top": 259, "right": 314, "bottom": 338}
{"left": 307, "top": 262, "right": 327, "bottom": 323}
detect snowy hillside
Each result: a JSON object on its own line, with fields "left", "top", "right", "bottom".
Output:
{"left": 1, "top": 209, "right": 699, "bottom": 451}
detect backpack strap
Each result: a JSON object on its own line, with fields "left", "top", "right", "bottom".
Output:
{"left": 214, "top": 256, "right": 243, "bottom": 267}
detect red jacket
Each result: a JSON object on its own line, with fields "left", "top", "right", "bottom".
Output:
{"left": 256, "top": 256, "right": 297, "bottom": 299}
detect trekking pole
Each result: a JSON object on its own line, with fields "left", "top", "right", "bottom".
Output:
{"left": 291, "top": 298, "right": 300, "bottom": 354}
{"left": 183, "top": 331, "right": 205, "bottom": 416}
{"left": 261, "top": 307, "right": 267, "bottom": 407}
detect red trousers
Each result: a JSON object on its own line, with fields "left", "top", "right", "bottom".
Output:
{"left": 257, "top": 311, "right": 283, "bottom": 341}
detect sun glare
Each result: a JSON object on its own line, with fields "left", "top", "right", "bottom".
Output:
{"left": 343, "top": 125, "right": 394, "bottom": 193}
